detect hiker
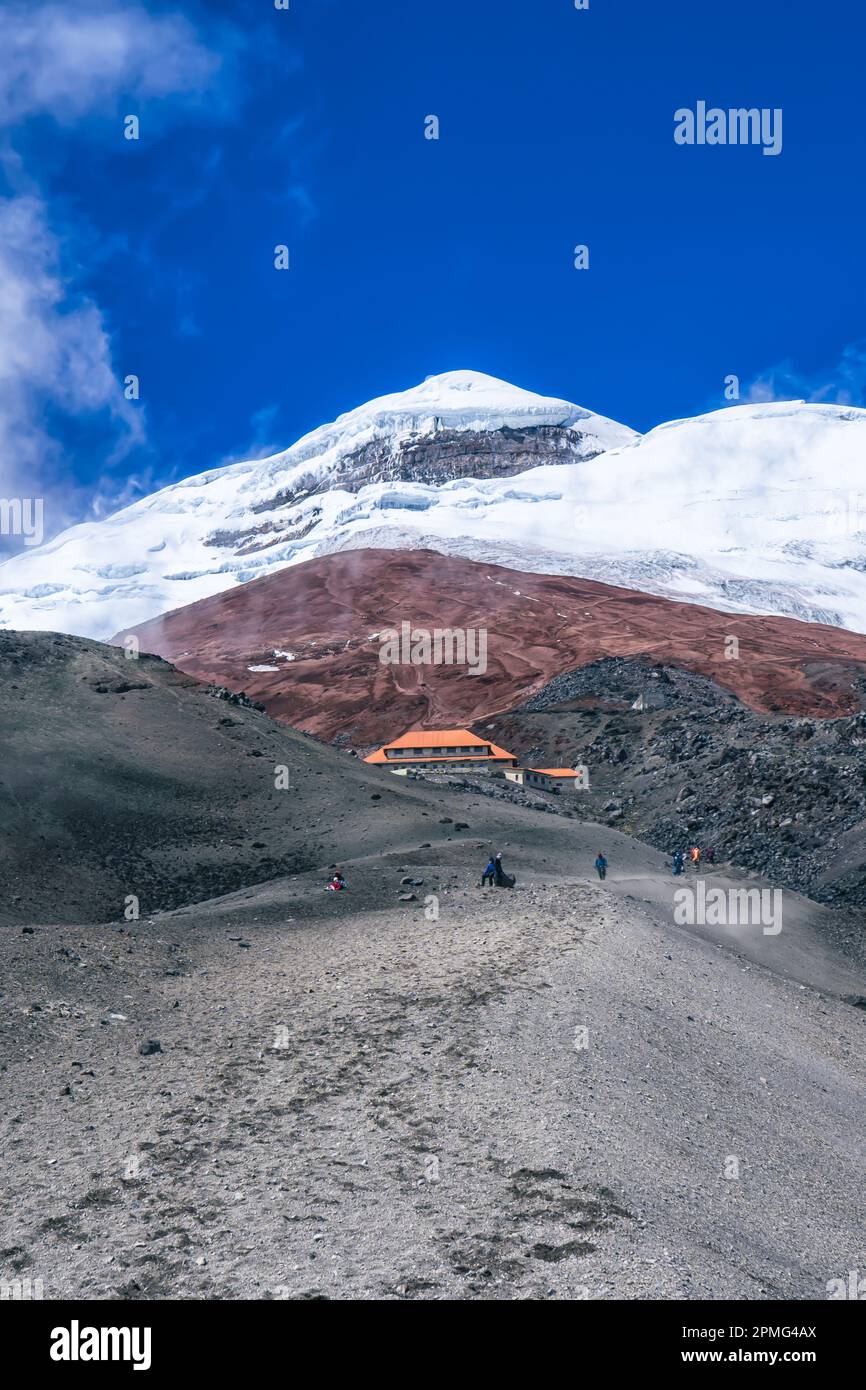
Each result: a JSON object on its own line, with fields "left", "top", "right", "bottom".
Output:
{"left": 481, "top": 857, "right": 496, "bottom": 888}
{"left": 690, "top": 845, "right": 701, "bottom": 868}
{"left": 594, "top": 852, "right": 607, "bottom": 881}
{"left": 494, "top": 852, "right": 515, "bottom": 889}
{"left": 704, "top": 846, "right": 716, "bottom": 865}
{"left": 672, "top": 850, "right": 685, "bottom": 876}
{"left": 325, "top": 871, "right": 347, "bottom": 891}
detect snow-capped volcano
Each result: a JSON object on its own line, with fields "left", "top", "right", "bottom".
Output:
{"left": 0, "top": 370, "right": 635, "bottom": 639}
{"left": 3, "top": 372, "right": 866, "bottom": 640}
{"left": 337, "top": 397, "right": 866, "bottom": 631}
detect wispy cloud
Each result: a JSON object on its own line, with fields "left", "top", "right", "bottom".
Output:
{"left": 213, "top": 404, "right": 284, "bottom": 471}
{"left": 280, "top": 182, "right": 318, "bottom": 229}
{"left": 89, "top": 463, "right": 162, "bottom": 520}
{"left": 270, "top": 112, "right": 323, "bottom": 227}
{"left": 744, "top": 341, "right": 866, "bottom": 408}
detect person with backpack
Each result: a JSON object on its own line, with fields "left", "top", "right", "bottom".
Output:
{"left": 672, "top": 850, "right": 685, "bottom": 876}
{"left": 494, "top": 852, "right": 515, "bottom": 888}
{"left": 481, "top": 857, "right": 496, "bottom": 887}
{"left": 594, "top": 852, "right": 608, "bottom": 881}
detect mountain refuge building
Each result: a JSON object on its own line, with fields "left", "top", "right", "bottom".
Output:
{"left": 364, "top": 729, "right": 517, "bottom": 772}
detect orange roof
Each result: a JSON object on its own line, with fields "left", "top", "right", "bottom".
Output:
{"left": 382, "top": 729, "right": 488, "bottom": 749}
{"left": 364, "top": 728, "right": 516, "bottom": 764}
{"left": 365, "top": 749, "right": 515, "bottom": 764}
{"left": 528, "top": 767, "right": 579, "bottom": 777}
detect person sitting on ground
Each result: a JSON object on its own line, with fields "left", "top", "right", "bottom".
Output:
{"left": 325, "top": 871, "right": 347, "bottom": 891}
{"left": 494, "top": 852, "right": 515, "bottom": 888}
{"left": 595, "top": 853, "right": 608, "bottom": 881}
{"left": 481, "top": 857, "right": 496, "bottom": 887}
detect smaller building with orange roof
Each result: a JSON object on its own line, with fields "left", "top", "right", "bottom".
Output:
{"left": 504, "top": 767, "right": 584, "bottom": 791}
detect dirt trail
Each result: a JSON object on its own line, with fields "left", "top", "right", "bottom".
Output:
{"left": 593, "top": 861, "right": 866, "bottom": 1000}
{"left": 354, "top": 816, "right": 866, "bottom": 1001}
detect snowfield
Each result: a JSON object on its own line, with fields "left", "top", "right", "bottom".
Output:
{"left": 2, "top": 370, "right": 866, "bottom": 638}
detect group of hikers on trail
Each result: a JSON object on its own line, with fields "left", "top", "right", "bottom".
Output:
{"left": 595, "top": 844, "right": 718, "bottom": 882}
{"left": 473, "top": 837, "right": 726, "bottom": 889}
{"left": 329, "top": 835, "right": 718, "bottom": 900}
{"left": 481, "top": 851, "right": 609, "bottom": 885}
{"left": 671, "top": 845, "right": 716, "bottom": 875}
{"left": 330, "top": 840, "right": 717, "bottom": 897}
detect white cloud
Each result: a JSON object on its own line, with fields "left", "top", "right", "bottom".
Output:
{"left": 0, "top": 2, "right": 237, "bottom": 553}
{"left": 0, "top": 193, "right": 144, "bottom": 542}
{"left": 0, "top": 1, "right": 224, "bottom": 126}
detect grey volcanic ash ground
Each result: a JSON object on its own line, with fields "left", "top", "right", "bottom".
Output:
{"left": 1, "top": 633, "right": 865, "bottom": 1300}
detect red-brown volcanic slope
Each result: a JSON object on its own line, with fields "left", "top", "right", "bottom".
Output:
{"left": 118, "top": 548, "right": 866, "bottom": 745}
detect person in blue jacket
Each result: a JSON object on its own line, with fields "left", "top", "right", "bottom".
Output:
{"left": 594, "top": 853, "right": 608, "bottom": 881}
{"left": 481, "top": 857, "right": 496, "bottom": 887}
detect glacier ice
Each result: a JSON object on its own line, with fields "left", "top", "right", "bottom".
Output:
{"left": 1, "top": 373, "right": 865, "bottom": 638}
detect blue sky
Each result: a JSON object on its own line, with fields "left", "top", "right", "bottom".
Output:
{"left": 1, "top": 0, "right": 865, "bottom": 548}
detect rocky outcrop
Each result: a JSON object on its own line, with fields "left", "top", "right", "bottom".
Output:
{"left": 483, "top": 657, "right": 866, "bottom": 907}
{"left": 205, "top": 425, "right": 590, "bottom": 555}
{"left": 330, "top": 423, "right": 593, "bottom": 488}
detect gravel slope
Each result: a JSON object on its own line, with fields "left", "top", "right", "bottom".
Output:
{"left": 2, "top": 633, "right": 863, "bottom": 1301}
{"left": 2, "top": 812, "right": 863, "bottom": 1302}
{"left": 116, "top": 548, "right": 866, "bottom": 747}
